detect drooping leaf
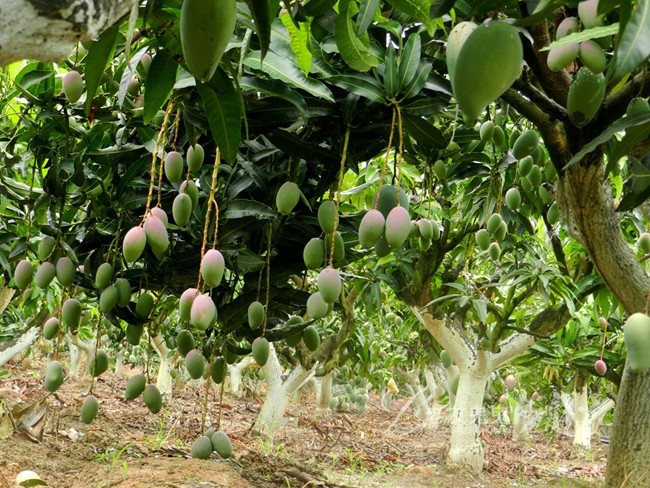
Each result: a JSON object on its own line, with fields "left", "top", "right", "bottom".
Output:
{"left": 430, "top": 0, "right": 456, "bottom": 18}
{"left": 240, "top": 76, "right": 307, "bottom": 115}
{"left": 334, "top": 8, "right": 381, "bottom": 72}
{"left": 607, "top": 0, "right": 650, "bottom": 82}
{"left": 245, "top": 0, "right": 273, "bottom": 60}
{"left": 223, "top": 199, "right": 277, "bottom": 220}
{"left": 618, "top": 156, "right": 650, "bottom": 212}
{"left": 402, "top": 112, "right": 446, "bottom": 148}
{"left": 144, "top": 50, "right": 179, "bottom": 124}
{"left": 397, "top": 33, "right": 421, "bottom": 93}
{"left": 117, "top": 47, "right": 149, "bottom": 109}
{"left": 303, "top": 0, "right": 337, "bottom": 16}
{"left": 541, "top": 24, "right": 619, "bottom": 51}
{"left": 383, "top": 44, "right": 399, "bottom": 98}
{"left": 243, "top": 52, "right": 334, "bottom": 101}
{"left": 327, "top": 74, "right": 385, "bottom": 104}
{"left": 197, "top": 73, "right": 242, "bottom": 164}
{"left": 565, "top": 111, "right": 650, "bottom": 169}
{"left": 84, "top": 24, "right": 119, "bottom": 116}
{"left": 280, "top": 13, "right": 312, "bottom": 74}
{"left": 357, "top": 0, "right": 381, "bottom": 35}
{"left": 401, "top": 61, "right": 432, "bottom": 100}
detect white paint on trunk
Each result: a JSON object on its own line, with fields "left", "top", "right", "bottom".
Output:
{"left": 512, "top": 398, "right": 538, "bottom": 441}
{"left": 150, "top": 332, "right": 173, "bottom": 398}
{"left": 406, "top": 370, "right": 439, "bottom": 431}
{"left": 0, "top": 287, "right": 15, "bottom": 315}
{"left": 114, "top": 349, "right": 124, "bottom": 376}
{"left": 0, "top": 0, "right": 138, "bottom": 66}
{"left": 227, "top": 356, "right": 256, "bottom": 398}
{"left": 573, "top": 381, "right": 590, "bottom": 448}
{"left": 67, "top": 332, "right": 91, "bottom": 377}
{"left": 446, "top": 366, "right": 489, "bottom": 474}
{"left": 315, "top": 371, "right": 333, "bottom": 413}
{"left": 254, "top": 344, "right": 314, "bottom": 438}
{"left": 0, "top": 327, "right": 39, "bottom": 367}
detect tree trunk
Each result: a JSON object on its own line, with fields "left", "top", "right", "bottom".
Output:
{"left": 605, "top": 367, "right": 650, "bottom": 487}
{"left": 573, "top": 378, "right": 591, "bottom": 449}
{"left": 447, "top": 367, "right": 489, "bottom": 474}
{"left": 254, "top": 344, "right": 313, "bottom": 438}
{"left": 227, "top": 356, "right": 255, "bottom": 398}
{"left": 405, "top": 370, "right": 438, "bottom": 430}
{"left": 0, "top": 327, "right": 39, "bottom": 366}
{"left": 315, "top": 371, "right": 333, "bottom": 412}
{"left": 150, "top": 332, "right": 173, "bottom": 398}
{"left": 512, "top": 397, "right": 536, "bottom": 441}
{"left": 67, "top": 331, "right": 91, "bottom": 377}
{"left": 114, "top": 349, "right": 124, "bottom": 376}
{"left": 0, "top": 0, "right": 138, "bottom": 66}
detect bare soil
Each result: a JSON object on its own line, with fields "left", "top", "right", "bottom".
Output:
{"left": 0, "top": 360, "right": 606, "bottom": 488}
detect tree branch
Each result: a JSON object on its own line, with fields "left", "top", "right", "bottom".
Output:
{"left": 594, "top": 69, "right": 650, "bottom": 131}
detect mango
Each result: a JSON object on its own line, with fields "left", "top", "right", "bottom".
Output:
{"left": 63, "top": 71, "right": 84, "bottom": 103}
{"left": 547, "top": 43, "right": 579, "bottom": 72}
{"left": 518, "top": 156, "right": 533, "bottom": 177}
{"left": 164, "top": 151, "right": 184, "bottom": 184}
{"left": 556, "top": 17, "right": 579, "bottom": 39}
{"left": 512, "top": 129, "right": 539, "bottom": 160}
{"left": 286, "top": 332, "right": 302, "bottom": 347}
{"left": 623, "top": 313, "right": 650, "bottom": 371}
{"left": 419, "top": 237, "right": 432, "bottom": 251}
{"left": 547, "top": 202, "right": 560, "bottom": 225}
{"left": 529, "top": 165, "right": 543, "bottom": 187}
{"left": 150, "top": 207, "right": 169, "bottom": 227}
{"left": 449, "top": 374, "right": 459, "bottom": 395}
{"left": 176, "top": 329, "right": 195, "bottom": 357}
{"left": 494, "top": 221, "right": 508, "bottom": 242}
{"left": 374, "top": 234, "right": 391, "bottom": 257}
{"left": 136, "top": 292, "right": 154, "bottom": 319}
{"left": 446, "top": 21, "right": 478, "bottom": 86}
{"left": 567, "top": 67, "right": 605, "bottom": 128}
{"left": 492, "top": 126, "right": 506, "bottom": 147}
{"left": 181, "top": 0, "right": 237, "bottom": 82}
{"left": 55, "top": 257, "right": 76, "bottom": 287}
{"left": 143, "top": 384, "right": 163, "bottom": 413}
{"left": 307, "top": 292, "right": 329, "bottom": 320}
{"left": 486, "top": 213, "right": 503, "bottom": 235}
{"left": 433, "top": 160, "right": 447, "bottom": 181}
{"left": 324, "top": 232, "right": 345, "bottom": 263}
{"left": 374, "top": 184, "right": 409, "bottom": 218}
{"left": 187, "top": 144, "right": 204, "bottom": 173}
{"left": 144, "top": 214, "right": 169, "bottom": 254}
{"left": 251, "top": 337, "right": 270, "bottom": 366}
{"left": 114, "top": 278, "right": 132, "bottom": 307}
{"left": 578, "top": 0, "right": 604, "bottom": 28}
{"left": 125, "top": 373, "right": 146, "bottom": 400}
{"left": 317, "top": 267, "right": 342, "bottom": 303}
{"left": 90, "top": 350, "right": 109, "bottom": 377}
{"left": 123, "top": 226, "right": 147, "bottom": 263}
{"left": 180, "top": 179, "right": 199, "bottom": 209}
{"left": 125, "top": 324, "right": 143, "bottom": 345}
{"left": 81, "top": 395, "right": 99, "bottom": 424}
{"left": 505, "top": 188, "right": 521, "bottom": 210}
{"left": 34, "top": 262, "right": 56, "bottom": 289}
{"left": 45, "top": 360, "right": 64, "bottom": 392}
{"left": 276, "top": 181, "right": 301, "bottom": 215}
{"left": 211, "top": 431, "right": 233, "bottom": 458}
{"left": 179, "top": 288, "right": 199, "bottom": 322}
{"left": 505, "top": 374, "right": 517, "bottom": 389}
{"left": 211, "top": 356, "right": 227, "bottom": 384}
{"left": 248, "top": 301, "right": 265, "bottom": 329}
{"left": 172, "top": 193, "right": 193, "bottom": 226}
{"left": 95, "top": 262, "right": 113, "bottom": 290}
{"left": 191, "top": 435, "right": 213, "bottom": 459}
{"left": 38, "top": 236, "right": 57, "bottom": 261}
{"left": 190, "top": 294, "right": 217, "bottom": 330}
{"left": 201, "top": 249, "right": 225, "bottom": 288}
{"left": 302, "top": 325, "right": 320, "bottom": 352}
{"left": 62, "top": 298, "right": 82, "bottom": 329}
{"left": 99, "top": 285, "right": 119, "bottom": 313}
{"left": 185, "top": 349, "right": 206, "bottom": 379}
{"left": 488, "top": 242, "right": 501, "bottom": 261}
{"left": 440, "top": 350, "right": 452, "bottom": 368}
{"left": 578, "top": 40, "right": 606, "bottom": 74}
{"left": 452, "top": 21, "right": 523, "bottom": 121}
{"left": 594, "top": 359, "right": 607, "bottom": 375}
{"left": 638, "top": 233, "right": 650, "bottom": 254}
{"left": 14, "top": 259, "right": 33, "bottom": 289}
{"left": 385, "top": 206, "right": 411, "bottom": 249}
{"left": 43, "top": 317, "right": 59, "bottom": 340}
{"left": 318, "top": 200, "right": 339, "bottom": 234}
{"left": 303, "top": 238, "right": 325, "bottom": 270}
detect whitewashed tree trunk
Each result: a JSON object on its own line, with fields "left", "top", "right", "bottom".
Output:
{"left": 447, "top": 368, "right": 489, "bottom": 473}
{"left": 227, "top": 356, "right": 256, "bottom": 398}
{"left": 0, "top": 287, "right": 15, "bottom": 314}
{"left": 150, "top": 332, "right": 173, "bottom": 398}
{"left": 406, "top": 370, "right": 438, "bottom": 431}
{"left": 423, "top": 367, "right": 446, "bottom": 429}
{"left": 591, "top": 398, "right": 615, "bottom": 439}
{"left": 561, "top": 386, "right": 616, "bottom": 450}
{"left": 512, "top": 397, "right": 537, "bottom": 441}
{"left": 316, "top": 371, "right": 333, "bottom": 413}
{"left": 114, "top": 349, "right": 124, "bottom": 376}
{"left": 254, "top": 344, "right": 314, "bottom": 439}
{"left": 0, "top": 0, "right": 138, "bottom": 66}
{"left": 0, "top": 327, "right": 39, "bottom": 367}
{"left": 67, "top": 332, "right": 91, "bottom": 377}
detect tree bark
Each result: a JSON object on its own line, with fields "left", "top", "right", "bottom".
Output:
{"left": 315, "top": 371, "right": 333, "bottom": 413}
{"left": 227, "top": 356, "right": 256, "bottom": 398}
{"left": 150, "top": 332, "right": 173, "bottom": 398}
{"left": 0, "top": 0, "right": 137, "bottom": 66}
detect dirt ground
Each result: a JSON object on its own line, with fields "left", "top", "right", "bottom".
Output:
{"left": 0, "top": 360, "right": 606, "bottom": 488}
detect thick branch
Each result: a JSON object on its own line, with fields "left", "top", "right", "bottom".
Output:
{"left": 595, "top": 69, "right": 650, "bottom": 131}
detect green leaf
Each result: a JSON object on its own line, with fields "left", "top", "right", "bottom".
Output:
{"left": 334, "top": 8, "right": 381, "bottom": 72}
{"left": 541, "top": 24, "right": 619, "bottom": 51}
{"left": 327, "top": 74, "right": 385, "bottom": 104}
{"left": 397, "top": 33, "right": 421, "bottom": 92}
{"left": 618, "top": 157, "right": 650, "bottom": 212}
{"left": 223, "top": 199, "right": 277, "bottom": 220}
{"left": 303, "top": 0, "right": 337, "bottom": 16}
{"left": 240, "top": 76, "right": 307, "bottom": 115}
{"left": 117, "top": 47, "right": 149, "bottom": 108}
{"left": 385, "top": 0, "right": 434, "bottom": 34}
{"left": 607, "top": 0, "right": 650, "bottom": 82}
{"left": 383, "top": 44, "right": 399, "bottom": 98}
{"left": 245, "top": 0, "right": 273, "bottom": 59}
{"left": 402, "top": 112, "right": 446, "bottom": 148}
{"left": 143, "top": 51, "right": 179, "bottom": 124}
{"left": 84, "top": 24, "right": 119, "bottom": 116}
{"left": 280, "top": 13, "right": 312, "bottom": 74}
{"left": 197, "top": 73, "right": 242, "bottom": 164}
{"left": 401, "top": 61, "right": 431, "bottom": 100}
{"left": 243, "top": 51, "right": 334, "bottom": 101}
{"left": 430, "top": 0, "right": 456, "bottom": 18}
{"left": 357, "top": 0, "right": 381, "bottom": 35}
{"left": 565, "top": 111, "right": 650, "bottom": 170}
